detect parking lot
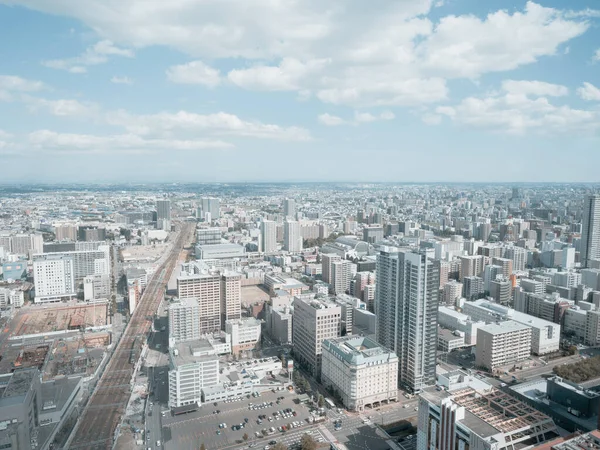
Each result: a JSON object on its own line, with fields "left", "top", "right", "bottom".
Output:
{"left": 162, "top": 387, "right": 325, "bottom": 450}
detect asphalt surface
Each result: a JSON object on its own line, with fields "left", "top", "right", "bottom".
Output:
{"left": 161, "top": 388, "right": 320, "bottom": 450}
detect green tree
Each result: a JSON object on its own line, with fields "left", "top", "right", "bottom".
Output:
{"left": 199, "top": 444, "right": 206, "bottom": 450}
{"left": 300, "top": 434, "right": 318, "bottom": 450}
{"left": 243, "top": 433, "right": 249, "bottom": 441}
{"left": 317, "top": 395, "right": 324, "bottom": 408}
{"left": 568, "top": 345, "right": 578, "bottom": 356}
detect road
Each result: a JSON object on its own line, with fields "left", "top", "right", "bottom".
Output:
{"left": 68, "top": 222, "right": 195, "bottom": 450}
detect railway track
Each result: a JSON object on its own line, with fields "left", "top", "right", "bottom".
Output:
{"left": 68, "top": 222, "right": 195, "bottom": 450}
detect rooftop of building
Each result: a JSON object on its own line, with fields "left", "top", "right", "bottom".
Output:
{"left": 169, "top": 297, "right": 199, "bottom": 309}
{"left": 469, "top": 299, "right": 559, "bottom": 330}
{"left": 171, "top": 340, "right": 219, "bottom": 367}
{"left": 1, "top": 368, "right": 37, "bottom": 400}
{"left": 322, "top": 335, "right": 397, "bottom": 365}
{"left": 422, "top": 385, "right": 557, "bottom": 441}
{"left": 225, "top": 317, "right": 261, "bottom": 328}
{"left": 552, "top": 430, "right": 600, "bottom": 449}
{"left": 438, "top": 328, "right": 464, "bottom": 342}
{"left": 479, "top": 320, "right": 531, "bottom": 335}
{"left": 40, "top": 376, "right": 82, "bottom": 413}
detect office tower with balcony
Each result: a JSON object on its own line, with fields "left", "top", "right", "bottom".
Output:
{"left": 260, "top": 220, "right": 277, "bottom": 253}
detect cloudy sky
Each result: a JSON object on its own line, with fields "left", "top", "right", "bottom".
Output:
{"left": 0, "top": 0, "right": 599, "bottom": 183}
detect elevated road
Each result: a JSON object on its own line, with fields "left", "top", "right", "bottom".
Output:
{"left": 69, "top": 222, "right": 195, "bottom": 450}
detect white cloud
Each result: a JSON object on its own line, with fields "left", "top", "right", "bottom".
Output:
{"left": 28, "top": 130, "right": 233, "bottom": 153}
{"left": 577, "top": 82, "right": 600, "bottom": 101}
{"left": 319, "top": 111, "right": 395, "bottom": 126}
{"left": 109, "top": 110, "right": 311, "bottom": 141}
{"left": 24, "top": 97, "right": 100, "bottom": 117}
{"left": 436, "top": 85, "right": 599, "bottom": 134}
{"left": 501, "top": 80, "right": 568, "bottom": 97}
{"left": 317, "top": 77, "right": 448, "bottom": 107}
{"left": 422, "top": 113, "right": 442, "bottom": 125}
{"left": 111, "top": 76, "right": 133, "bottom": 85}
{"left": 354, "top": 111, "right": 395, "bottom": 123}
{"left": 228, "top": 58, "right": 329, "bottom": 91}
{"left": 418, "top": 1, "right": 588, "bottom": 78}
{"left": 43, "top": 40, "right": 133, "bottom": 73}
{"left": 0, "top": 75, "right": 45, "bottom": 100}
{"left": 166, "top": 61, "right": 221, "bottom": 87}
{"left": 0, "top": 130, "right": 13, "bottom": 139}
{"left": 594, "top": 48, "right": 600, "bottom": 62}
{"left": 5, "top": 1, "right": 592, "bottom": 109}
{"left": 318, "top": 113, "right": 345, "bottom": 126}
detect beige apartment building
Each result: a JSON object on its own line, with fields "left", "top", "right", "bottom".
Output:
{"left": 475, "top": 321, "right": 531, "bottom": 371}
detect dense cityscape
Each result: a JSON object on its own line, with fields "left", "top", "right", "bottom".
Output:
{"left": 0, "top": 182, "right": 599, "bottom": 450}
{"left": 2, "top": 0, "right": 600, "bottom": 449}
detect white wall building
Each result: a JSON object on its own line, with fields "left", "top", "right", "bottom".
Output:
{"left": 283, "top": 220, "right": 302, "bottom": 253}
{"left": 33, "top": 254, "right": 76, "bottom": 303}
{"left": 168, "top": 340, "right": 219, "bottom": 408}
{"left": 475, "top": 321, "right": 532, "bottom": 371}
{"left": 321, "top": 335, "right": 398, "bottom": 411}
{"left": 225, "top": 317, "right": 262, "bottom": 355}
{"left": 463, "top": 299, "right": 560, "bottom": 355}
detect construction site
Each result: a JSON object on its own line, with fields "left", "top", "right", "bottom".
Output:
{"left": 11, "top": 303, "right": 109, "bottom": 337}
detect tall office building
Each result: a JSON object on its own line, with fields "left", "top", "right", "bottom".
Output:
{"left": 220, "top": 272, "right": 242, "bottom": 326}
{"left": 321, "top": 253, "right": 341, "bottom": 284}
{"left": 283, "top": 198, "right": 296, "bottom": 218}
{"left": 260, "top": 220, "right": 277, "bottom": 253}
{"left": 156, "top": 199, "right": 171, "bottom": 231}
{"left": 200, "top": 197, "right": 220, "bottom": 221}
{"left": 581, "top": 194, "right": 600, "bottom": 268}
{"left": 505, "top": 245, "right": 527, "bottom": 272}
{"left": 463, "top": 276, "right": 484, "bottom": 300}
{"left": 292, "top": 296, "right": 341, "bottom": 378}
{"left": 283, "top": 220, "right": 302, "bottom": 252}
{"left": 33, "top": 254, "right": 76, "bottom": 303}
{"left": 375, "top": 248, "right": 439, "bottom": 393}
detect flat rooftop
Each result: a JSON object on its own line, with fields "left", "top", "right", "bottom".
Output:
{"left": 2, "top": 368, "right": 36, "bottom": 398}
{"left": 480, "top": 320, "right": 530, "bottom": 335}
{"left": 171, "top": 340, "right": 219, "bottom": 366}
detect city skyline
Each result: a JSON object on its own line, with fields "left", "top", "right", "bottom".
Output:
{"left": 0, "top": 0, "right": 599, "bottom": 183}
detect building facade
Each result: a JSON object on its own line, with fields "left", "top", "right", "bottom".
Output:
{"left": 375, "top": 248, "right": 439, "bottom": 393}
{"left": 321, "top": 336, "right": 398, "bottom": 411}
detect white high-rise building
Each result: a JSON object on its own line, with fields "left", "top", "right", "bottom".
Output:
{"left": 168, "top": 341, "right": 219, "bottom": 408}
{"left": 582, "top": 194, "right": 600, "bottom": 268}
{"left": 331, "top": 260, "right": 353, "bottom": 295}
{"left": 33, "top": 254, "right": 76, "bottom": 303}
{"left": 376, "top": 248, "right": 439, "bottom": 393}
{"left": 156, "top": 199, "right": 171, "bottom": 231}
{"left": 260, "top": 220, "right": 277, "bottom": 253}
{"left": 283, "top": 220, "right": 302, "bottom": 252}
{"left": 201, "top": 197, "right": 220, "bottom": 221}
{"left": 283, "top": 198, "right": 296, "bottom": 218}
{"left": 168, "top": 298, "right": 201, "bottom": 346}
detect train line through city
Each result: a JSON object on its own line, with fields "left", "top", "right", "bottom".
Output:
{"left": 68, "top": 222, "right": 195, "bottom": 450}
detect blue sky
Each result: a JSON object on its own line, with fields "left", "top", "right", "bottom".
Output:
{"left": 0, "top": 0, "right": 599, "bottom": 183}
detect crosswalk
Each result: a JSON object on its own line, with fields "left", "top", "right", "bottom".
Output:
{"left": 232, "top": 428, "right": 328, "bottom": 449}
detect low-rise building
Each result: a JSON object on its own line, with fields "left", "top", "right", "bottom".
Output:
{"left": 225, "top": 317, "right": 262, "bottom": 356}
{"left": 321, "top": 336, "right": 397, "bottom": 411}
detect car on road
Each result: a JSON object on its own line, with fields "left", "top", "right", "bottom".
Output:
{"left": 269, "top": 440, "right": 277, "bottom": 445}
